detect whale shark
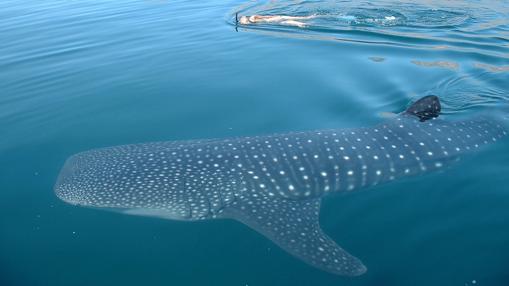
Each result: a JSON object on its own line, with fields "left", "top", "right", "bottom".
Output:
{"left": 55, "top": 96, "right": 507, "bottom": 276}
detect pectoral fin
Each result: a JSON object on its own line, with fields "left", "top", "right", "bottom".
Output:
{"left": 222, "top": 195, "right": 366, "bottom": 276}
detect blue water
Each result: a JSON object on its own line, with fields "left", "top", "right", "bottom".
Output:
{"left": 1, "top": 0, "right": 509, "bottom": 285}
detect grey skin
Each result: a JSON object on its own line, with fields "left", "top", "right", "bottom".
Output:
{"left": 55, "top": 96, "right": 507, "bottom": 276}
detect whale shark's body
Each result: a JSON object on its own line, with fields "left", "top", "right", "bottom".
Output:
{"left": 55, "top": 96, "right": 507, "bottom": 276}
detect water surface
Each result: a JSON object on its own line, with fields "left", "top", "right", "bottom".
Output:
{"left": 1, "top": 0, "right": 508, "bottom": 285}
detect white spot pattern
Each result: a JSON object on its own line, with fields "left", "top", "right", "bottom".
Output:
{"left": 55, "top": 112, "right": 507, "bottom": 277}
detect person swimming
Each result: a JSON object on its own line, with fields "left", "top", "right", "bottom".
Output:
{"left": 238, "top": 14, "right": 317, "bottom": 28}
{"left": 237, "top": 14, "right": 400, "bottom": 28}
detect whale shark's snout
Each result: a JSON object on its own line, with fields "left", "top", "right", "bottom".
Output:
{"left": 54, "top": 153, "right": 94, "bottom": 206}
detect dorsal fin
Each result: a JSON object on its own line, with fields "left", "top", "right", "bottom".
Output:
{"left": 404, "top": 95, "right": 441, "bottom": 122}
{"left": 221, "top": 195, "right": 366, "bottom": 276}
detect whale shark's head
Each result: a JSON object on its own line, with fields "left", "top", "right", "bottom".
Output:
{"left": 54, "top": 143, "right": 237, "bottom": 220}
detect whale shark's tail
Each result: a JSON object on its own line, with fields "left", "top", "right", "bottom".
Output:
{"left": 403, "top": 95, "right": 441, "bottom": 122}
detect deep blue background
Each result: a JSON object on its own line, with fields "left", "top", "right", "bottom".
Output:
{"left": 1, "top": 1, "right": 508, "bottom": 285}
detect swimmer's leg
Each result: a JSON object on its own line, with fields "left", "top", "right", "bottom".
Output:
{"left": 280, "top": 14, "right": 317, "bottom": 21}
{"left": 281, "top": 20, "right": 307, "bottom": 28}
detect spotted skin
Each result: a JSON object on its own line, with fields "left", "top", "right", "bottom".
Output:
{"left": 55, "top": 97, "right": 507, "bottom": 276}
